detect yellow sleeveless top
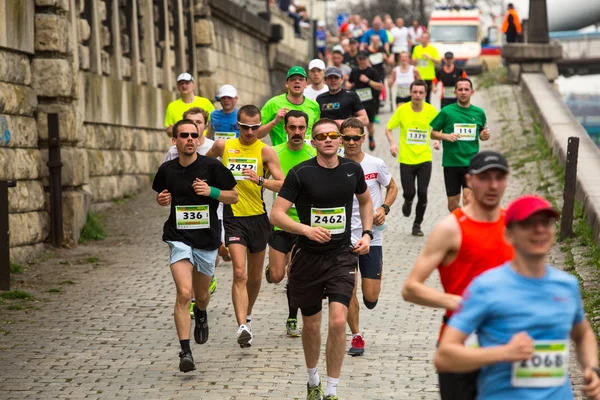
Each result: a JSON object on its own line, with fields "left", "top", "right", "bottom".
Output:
{"left": 222, "top": 138, "right": 267, "bottom": 217}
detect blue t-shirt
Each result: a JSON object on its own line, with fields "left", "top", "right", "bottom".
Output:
{"left": 449, "top": 263, "right": 585, "bottom": 400}
{"left": 361, "top": 28, "right": 389, "bottom": 45}
{"left": 210, "top": 109, "right": 239, "bottom": 139}
{"left": 316, "top": 29, "right": 327, "bottom": 51}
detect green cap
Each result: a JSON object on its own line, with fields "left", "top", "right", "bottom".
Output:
{"left": 286, "top": 66, "right": 307, "bottom": 80}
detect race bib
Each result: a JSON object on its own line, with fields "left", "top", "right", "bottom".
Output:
{"left": 356, "top": 87, "right": 373, "bottom": 102}
{"left": 317, "top": 39, "right": 326, "bottom": 48}
{"left": 311, "top": 207, "right": 346, "bottom": 234}
{"left": 227, "top": 157, "right": 258, "bottom": 180}
{"left": 337, "top": 145, "right": 345, "bottom": 157}
{"left": 454, "top": 123, "right": 477, "bottom": 141}
{"left": 511, "top": 341, "right": 569, "bottom": 388}
{"left": 397, "top": 86, "right": 410, "bottom": 98}
{"left": 352, "top": 28, "right": 363, "bottom": 38}
{"left": 406, "top": 128, "right": 428, "bottom": 145}
{"left": 215, "top": 131, "right": 236, "bottom": 141}
{"left": 417, "top": 58, "right": 429, "bottom": 68}
{"left": 175, "top": 205, "right": 210, "bottom": 230}
{"left": 369, "top": 52, "right": 384, "bottom": 65}
{"left": 443, "top": 86, "right": 456, "bottom": 99}
{"left": 464, "top": 333, "right": 479, "bottom": 348}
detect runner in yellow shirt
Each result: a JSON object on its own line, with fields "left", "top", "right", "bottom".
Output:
{"left": 385, "top": 79, "right": 438, "bottom": 236}
{"left": 164, "top": 73, "right": 215, "bottom": 136}
{"left": 411, "top": 33, "right": 440, "bottom": 103}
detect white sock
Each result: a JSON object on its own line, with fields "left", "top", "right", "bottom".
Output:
{"left": 325, "top": 376, "right": 339, "bottom": 396}
{"left": 246, "top": 315, "right": 252, "bottom": 322}
{"left": 352, "top": 332, "right": 361, "bottom": 338}
{"left": 307, "top": 367, "right": 319, "bottom": 387}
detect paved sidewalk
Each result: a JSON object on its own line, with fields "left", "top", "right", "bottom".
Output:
{"left": 0, "top": 88, "right": 586, "bottom": 399}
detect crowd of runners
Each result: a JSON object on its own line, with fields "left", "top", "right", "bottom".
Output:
{"left": 150, "top": 11, "right": 600, "bottom": 399}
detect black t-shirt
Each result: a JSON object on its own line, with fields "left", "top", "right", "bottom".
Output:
{"left": 436, "top": 66, "right": 466, "bottom": 98}
{"left": 152, "top": 155, "right": 236, "bottom": 250}
{"left": 278, "top": 157, "right": 367, "bottom": 253}
{"left": 316, "top": 90, "right": 364, "bottom": 120}
{"left": 343, "top": 53, "right": 359, "bottom": 70}
{"left": 367, "top": 46, "right": 387, "bottom": 79}
{"left": 349, "top": 67, "right": 381, "bottom": 107}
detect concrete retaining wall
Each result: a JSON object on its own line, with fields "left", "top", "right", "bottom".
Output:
{"left": 521, "top": 73, "right": 600, "bottom": 245}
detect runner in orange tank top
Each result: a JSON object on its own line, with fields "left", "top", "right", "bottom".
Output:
{"left": 402, "top": 150, "right": 513, "bottom": 400}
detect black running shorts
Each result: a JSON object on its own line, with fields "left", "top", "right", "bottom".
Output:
{"left": 358, "top": 246, "right": 382, "bottom": 280}
{"left": 443, "top": 166, "right": 469, "bottom": 197}
{"left": 223, "top": 214, "right": 270, "bottom": 253}
{"left": 268, "top": 228, "right": 297, "bottom": 254}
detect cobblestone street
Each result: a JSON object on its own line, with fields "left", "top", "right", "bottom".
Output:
{"left": 0, "top": 89, "right": 587, "bottom": 399}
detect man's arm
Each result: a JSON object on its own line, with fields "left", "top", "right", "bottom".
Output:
{"left": 271, "top": 196, "right": 332, "bottom": 243}
{"left": 352, "top": 188, "right": 373, "bottom": 255}
{"left": 572, "top": 320, "right": 600, "bottom": 399}
{"left": 430, "top": 129, "right": 459, "bottom": 142}
{"left": 261, "top": 146, "right": 285, "bottom": 193}
{"left": 206, "top": 123, "right": 215, "bottom": 140}
{"left": 367, "top": 78, "right": 384, "bottom": 91}
{"left": 205, "top": 139, "right": 225, "bottom": 159}
{"left": 402, "top": 215, "right": 463, "bottom": 309}
{"left": 258, "top": 107, "right": 288, "bottom": 139}
{"left": 379, "top": 178, "right": 398, "bottom": 217}
{"left": 354, "top": 109, "right": 369, "bottom": 126}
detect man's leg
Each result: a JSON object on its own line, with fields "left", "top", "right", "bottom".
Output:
{"left": 302, "top": 307, "right": 324, "bottom": 397}
{"left": 347, "top": 274, "right": 360, "bottom": 335}
{"left": 444, "top": 167, "right": 462, "bottom": 212}
{"left": 246, "top": 249, "right": 266, "bottom": 317}
{"left": 230, "top": 243, "right": 249, "bottom": 326}
{"left": 400, "top": 163, "right": 417, "bottom": 218}
{"left": 170, "top": 259, "right": 195, "bottom": 372}
{"left": 413, "top": 161, "right": 433, "bottom": 234}
{"left": 192, "top": 268, "right": 212, "bottom": 345}
{"left": 424, "top": 79, "right": 433, "bottom": 103}
{"left": 267, "top": 245, "right": 287, "bottom": 284}
{"left": 325, "top": 301, "right": 349, "bottom": 397}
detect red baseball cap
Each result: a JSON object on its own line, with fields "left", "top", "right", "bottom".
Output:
{"left": 505, "top": 195, "right": 560, "bottom": 226}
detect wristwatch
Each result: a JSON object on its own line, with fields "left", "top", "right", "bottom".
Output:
{"left": 362, "top": 230, "right": 373, "bottom": 240}
{"left": 258, "top": 177, "right": 264, "bottom": 186}
{"left": 381, "top": 204, "right": 390, "bottom": 215}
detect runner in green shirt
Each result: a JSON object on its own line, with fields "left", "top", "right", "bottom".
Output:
{"left": 385, "top": 79, "right": 439, "bottom": 236}
{"left": 264, "top": 110, "right": 316, "bottom": 338}
{"left": 259, "top": 66, "right": 321, "bottom": 146}
{"left": 430, "top": 78, "right": 491, "bottom": 212}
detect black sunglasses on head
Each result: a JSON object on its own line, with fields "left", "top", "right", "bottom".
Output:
{"left": 178, "top": 132, "right": 200, "bottom": 139}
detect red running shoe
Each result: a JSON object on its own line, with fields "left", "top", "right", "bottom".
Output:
{"left": 348, "top": 334, "right": 365, "bottom": 356}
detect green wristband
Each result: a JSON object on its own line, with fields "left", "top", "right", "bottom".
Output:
{"left": 209, "top": 186, "right": 221, "bottom": 199}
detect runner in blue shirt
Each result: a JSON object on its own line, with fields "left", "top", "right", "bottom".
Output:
{"left": 360, "top": 16, "right": 389, "bottom": 54}
{"left": 207, "top": 84, "right": 239, "bottom": 141}
{"left": 435, "top": 195, "right": 600, "bottom": 400}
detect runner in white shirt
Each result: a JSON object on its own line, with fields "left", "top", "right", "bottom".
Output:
{"left": 390, "top": 18, "right": 409, "bottom": 60}
{"left": 304, "top": 59, "right": 329, "bottom": 101}
{"left": 388, "top": 52, "right": 421, "bottom": 107}
{"left": 341, "top": 118, "right": 398, "bottom": 357}
{"left": 408, "top": 19, "right": 425, "bottom": 52}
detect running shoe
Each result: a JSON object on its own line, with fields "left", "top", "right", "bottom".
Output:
{"left": 246, "top": 318, "right": 252, "bottom": 332}
{"left": 193, "top": 307, "right": 209, "bottom": 344}
{"left": 189, "top": 300, "right": 195, "bottom": 319}
{"left": 323, "top": 396, "right": 339, "bottom": 400}
{"left": 209, "top": 275, "right": 217, "bottom": 294}
{"left": 178, "top": 351, "right": 196, "bottom": 373}
{"left": 236, "top": 324, "right": 253, "bottom": 348}
{"left": 368, "top": 136, "right": 376, "bottom": 151}
{"left": 306, "top": 382, "right": 324, "bottom": 400}
{"left": 265, "top": 264, "right": 273, "bottom": 283}
{"left": 219, "top": 244, "right": 232, "bottom": 261}
{"left": 412, "top": 224, "right": 424, "bottom": 237}
{"left": 374, "top": 115, "right": 380, "bottom": 124}
{"left": 348, "top": 334, "right": 365, "bottom": 356}
{"left": 402, "top": 200, "right": 412, "bottom": 217}
{"left": 286, "top": 318, "right": 301, "bottom": 337}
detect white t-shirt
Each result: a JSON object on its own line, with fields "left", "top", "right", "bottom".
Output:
{"left": 350, "top": 153, "right": 392, "bottom": 246}
{"left": 391, "top": 26, "right": 409, "bottom": 53}
{"left": 304, "top": 85, "right": 329, "bottom": 101}
{"left": 408, "top": 26, "right": 424, "bottom": 44}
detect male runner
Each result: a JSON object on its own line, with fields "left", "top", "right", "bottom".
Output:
{"left": 341, "top": 118, "right": 398, "bottom": 357}
{"left": 432, "top": 52, "right": 467, "bottom": 108}
{"left": 360, "top": 16, "right": 390, "bottom": 54}
{"left": 153, "top": 118, "right": 238, "bottom": 372}
{"left": 402, "top": 151, "right": 515, "bottom": 400}
{"left": 349, "top": 51, "right": 383, "bottom": 151}
{"left": 385, "top": 80, "right": 438, "bottom": 236}
{"left": 264, "top": 110, "right": 316, "bottom": 338}
{"left": 207, "top": 84, "right": 239, "bottom": 141}
{"left": 343, "top": 38, "right": 360, "bottom": 70}
{"left": 437, "top": 195, "right": 600, "bottom": 400}
{"left": 430, "top": 78, "right": 490, "bottom": 212}
{"left": 304, "top": 59, "right": 329, "bottom": 101}
{"left": 411, "top": 33, "right": 440, "bottom": 103}
{"left": 206, "top": 105, "right": 285, "bottom": 347}
{"left": 164, "top": 72, "right": 214, "bottom": 136}
{"left": 329, "top": 49, "right": 352, "bottom": 85}
{"left": 260, "top": 66, "right": 321, "bottom": 146}
{"left": 271, "top": 118, "right": 373, "bottom": 400}
{"left": 316, "top": 67, "right": 369, "bottom": 127}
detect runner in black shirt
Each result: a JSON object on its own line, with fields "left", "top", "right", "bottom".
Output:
{"left": 343, "top": 38, "right": 360, "bottom": 70}
{"left": 271, "top": 118, "right": 373, "bottom": 400}
{"left": 153, "top": 118, "right": 238, "bottom": 373}
{"left": 433, "top": 52, "right": 467, "bottom": 108}
{"left": 349, "top": 51, "right": 383, "bottom": 151}
{"left": 316, "top": 67, "right": 368, "bottom": 127}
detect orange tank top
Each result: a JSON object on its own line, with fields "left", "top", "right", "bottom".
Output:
{"left": 438, "top": 208, "right": 514, "bottom": 335}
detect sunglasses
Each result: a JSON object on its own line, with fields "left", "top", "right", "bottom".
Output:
{"left": 238, "top": 123, "right": 262, "bottom": 131}
{"left": 342, "top": 134, "right": 364, "bottom": 142}
{"left": 314, "top": 132, "right": 341, "bottom": 141}
{"left": 178, "top": 132, "right": 200, "bottom": 139}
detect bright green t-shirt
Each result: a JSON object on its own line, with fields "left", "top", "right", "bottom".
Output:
{"left": 164, "top": 96, "right": 215, "bottom": 128}
{"left": 430, "top": 102, "right": 487, "bottom": 167}
{"left": 273, "top": 142, "right": 316, "bottom": 229}
{"left": 387, "top": 102, "right": 438, "bottom": 165}
{"left": 412, "top": 45, "right": 440, "bottom": 80}
{"left": 261, "top": 94, "right": 320, "bottom": 146}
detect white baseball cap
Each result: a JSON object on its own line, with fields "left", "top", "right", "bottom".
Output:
{"left": 308, "top": 59, "right": 326, "bottom": 71}
{"left": 216, "top": 84, "right": 237, "bottom": 100}
{"left": 176, "top": 72, "right": 194, "bottom": 82}
{"left": 317, "top": 20, "right": 326, "bottom": 27}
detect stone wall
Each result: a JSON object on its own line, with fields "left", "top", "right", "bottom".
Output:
{"left": 2, "top": 0, "right": 309, "bottom": 263}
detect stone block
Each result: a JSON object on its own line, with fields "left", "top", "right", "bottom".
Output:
{"left": 89, "top": 174, "right": 149, "bottom": 203}
{"left": 101, "top": 25, "right": 111, "bottom": 48}
{"left": 9, "top": 243, "right": 46, "bottom": 265}
{"left": 196, "top": 47, "right": 218, "bottom": 73}
{"left": 0, "top": 82, "right": 37, "bottom": 116}
{"left": 502, "top": 43, "right": 562, "bottom": 62}
{"left": 61, "top": 189, "right": 90, "bottom": 246}
{"left": 35, "top": 14, "right": 69, "bottom": 53}
{"left": 37, "top": 104, "right": 78, "bottom": 144}
{"left": 0, "top": 50, "right": 32, "bottom": 85}
{"left": 79, "top": 44, "right": 90, "bottom": 70}
{"left": 542, "top": 62, "right": 559, "bottom": 82}
{"left": 0, "top": 114, "right": 38, "bottom": 148}
{"left": 195, "top": 19, "right": 215, "bottom": 46}
{"left": 0, "top": 148, "right": 42, "bottom": 180}
{"left": 40, "top": 146, "right": 89, "bottom": 186}
{"left": 521, "top": 63, "right": 542, "bottom": 73}
{"left": 34, "top": 0, "right": 70, "bottom": 10}
{"left": 9, "top": 211, "right": 50, "bottom": 247}
{"left": 78, "top": 18, "right": 91, "bottom": 42}
{"left": 8, "top": 180, "right": 46, "bottom": 213}
{"left": 121, "top": 56, "right": 131, "bottom": 78}
{"left": 31, "top": 59, "right": 73, "bottom": 97}
{"left": 121, "top": 33, "right": 130, "bottom": 54}
{"left": 101, "top": 50, "right": 111, "bottom": 75}
{"left": 508, "top": 63, "right": 521, "bottom": 84}
{"left": 98, "top": 0, "right": 107, "bottom": 21}
{"left": 193, "top": 0, "right": 211, "bottom": 17}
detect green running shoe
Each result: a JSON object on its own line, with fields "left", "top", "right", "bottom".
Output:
{"left": 189, "top": 300, "right": 195, "bottom": 319}
{"left": 323, "top": 396, "right": 339, "bottom": 400}
{"left": 209, "top": 275, "right": 217, "bottom": 294}
{"left": 306, "top": 382, "right": 324, "bottom": 400}
{"left": 286, "top": 318, "right": 301, "bottom": 337}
